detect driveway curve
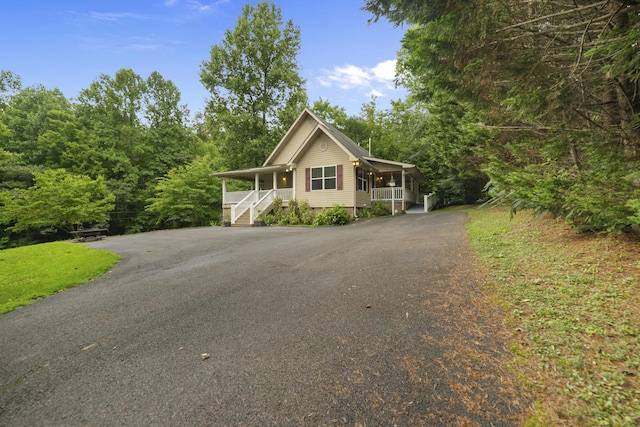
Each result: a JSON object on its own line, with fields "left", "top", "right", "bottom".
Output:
{"left": 0, "top": 212, "right": 530, "bottom": 426}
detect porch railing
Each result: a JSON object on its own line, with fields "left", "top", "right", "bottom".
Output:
{"left": 371, "top": 187, "right": 405, "bottom": 201}
{"left": 425, "top": 192, "right": 437, "bottom": 212}
{"left": 224, "top": 188, "right": 293, "bottom": 205}
{"left": 251, "top": 190, "right": 275, "bottom": 224}
{"left": 251, "top": 188, "right": 294, "bottom": 224}
{"left": 274, "top": 188, "right": 293, "bottom": 201}
{"left": 225, "top": 190, "right": 253, "bottom": 204}
{"left": 228, "top": 188, "right": 294, "bottom": 225}
{"left": 230, "top": 190, "right": 255, "bottom": 225}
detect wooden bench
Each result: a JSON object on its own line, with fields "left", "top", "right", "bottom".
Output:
{"left": 71, "top": 228, "right": 108, "bottom": 242}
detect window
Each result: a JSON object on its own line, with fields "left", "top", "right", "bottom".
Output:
{"left": 357, "top": 168, "right": 369, "bottom": 192}
{"left": 311, "top": 165, "right": 336, "bottom": 190}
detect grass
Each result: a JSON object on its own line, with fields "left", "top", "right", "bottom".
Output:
{"left": 0, "top": 241, "right": 120, "bottom": 315}
{"left": 466, "top": 206, "right": 640, "bottom": 426}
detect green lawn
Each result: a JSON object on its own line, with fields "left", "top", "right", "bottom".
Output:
{"left": 466, "top": 206, "right": 639, "bottom": 427}
{"left": 0, "top": 241, "right": 120, "bottom": 315}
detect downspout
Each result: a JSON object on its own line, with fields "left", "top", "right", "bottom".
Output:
{"left": 353, "top": 165, "right": 357, "bottom": 218}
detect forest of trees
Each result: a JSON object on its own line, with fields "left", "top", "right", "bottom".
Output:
{"left": 365, "top": 0, "right": 640, "bottom": 232}
{"left": 1, "top": 0, "right": 638, "bottom": 247}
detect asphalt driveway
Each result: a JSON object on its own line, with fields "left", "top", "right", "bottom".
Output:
{"left": 0, "top": 212, "right": 530, "bottom": 426}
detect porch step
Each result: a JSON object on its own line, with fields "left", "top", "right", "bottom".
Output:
{"left": 232, "top": 210, "right": 252, "bottom": 227}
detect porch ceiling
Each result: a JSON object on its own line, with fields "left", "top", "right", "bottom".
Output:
{"left": 212, "top": 164, "right": 289, "bottom": 181}
{"left": 364, "top": 157, "right": 426, "bottom": 183}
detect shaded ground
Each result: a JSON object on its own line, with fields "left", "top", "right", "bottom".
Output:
{"left": 469, "top": 209, "right": 640, "bottom": 426}
{"left": 0, "top": 212, "right": 530, "bottom": 426}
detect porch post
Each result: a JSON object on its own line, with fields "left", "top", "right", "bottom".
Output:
{"left": 292, "top": 169, "right": 296, "bottom": 200}
{"left": 401, "top": 170, "right": 406, "bottom": 211}
{"left": 222, "top": 178, "right": 227, "bottom": 205}
{"left": 255, "top": 174, "right": 260, "bottom": 202}
{"left": 273, "top": 171, "right": 278, "bottom": 190}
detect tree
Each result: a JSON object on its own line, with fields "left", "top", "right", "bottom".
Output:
{"left": 142, "top": 71, "right": 198, "bottom": 176}
{"left": 365, "top": 0, "right": 640, "bottom": 232}
{"left": 0, "top": 70, "right": 21, "bottom": 105}
{"left": 145, "top": 156, "right": 221, "bottom": 228}
{"left": 200, "top": 1, "right": 307, "bottom": 170}
{"left": 75, "top": 69, "right": 198, "bottom": 234}
{"left": 0, "top": 169, "right": 115, "bottom": 234}
{"left": 311, "top": 98, "right": 348, "bottom": 129}
{"left": 0, "top": 85, "right": 71, "bottom": 165}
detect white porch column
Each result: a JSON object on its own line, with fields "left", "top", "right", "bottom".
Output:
{"left": 292, "top": 169, "right": 296, "bottom": 200}
{"left": 222, "top": 178, "right": 227, "bottom": 205}
{"left": 254, "top": 173, "right": 260, "bottom": 202}
{"left": 401, "top": 170, "right": 406, "bottom": 211}
{"left": 273, "top": 171, "right": 278, "bottom": 190}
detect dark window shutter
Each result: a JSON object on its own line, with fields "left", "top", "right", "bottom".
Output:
{"left": 337, "top": 164, "right": 343, "bottom": 190}
{"left": 305, "top": 168, "right": 310, "bottom": 192}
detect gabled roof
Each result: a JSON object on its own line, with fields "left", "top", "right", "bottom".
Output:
{"left": 215, "top": 108, "right": 424, "bottom": 182}
{"left": 264, "top": 108, "right": 371, "bottom": 167}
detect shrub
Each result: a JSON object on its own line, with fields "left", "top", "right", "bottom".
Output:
{"left": 276, "top": 198, "right": 314, "bottom": 226}
{"left": 262, "top": 214, "right": 276, "bottom": 225}
{"left": 313, "top": 205, "right": 350, "bottom": 226}
{"left": 298, "top": 199, "right": 314, "bottom": 225}
{"left": 358, "top": 207, "right": 372, "bottom": 219}
{"left": 371, "top": 200, "right": 391, "bottom": 216}
{"left": 272, "top": 196, "right": 283, "bottom": 223}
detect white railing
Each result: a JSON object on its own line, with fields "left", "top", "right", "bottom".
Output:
{"left": 424, "top": 192, "right": 437, "bottom": 212}
{"left": 227, "top": 188, "right": 294, "bottom": 224}
{"left": 251, "top": 190, "right": 275, "bottom": 224}
{"left": 224, "top": 189, "right": 292, "bottom": 204}
{"left": 225, "top": 191, "right": 253, "bottom": 204}
{"left": 251, "top": 188, "right": 294, "bottom": 224}
{"left": 371, "top": 187, "right": 405, "bottom": 201}
{"left": 275, "top": 188, "right": 293, "bottom": 201}
{"left": 230, "top": 190, "right": 256, "bottom": 224}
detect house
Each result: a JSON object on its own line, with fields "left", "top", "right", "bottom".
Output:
{"left": 213, "top": 108, "right": 425, "bottom": 225}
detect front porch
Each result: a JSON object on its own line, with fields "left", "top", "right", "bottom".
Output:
{"left": 223, "top": 188, "right": 417, "bottom": 225}
{"left": 219, "top": 170, "right": 420, "bottom": 225}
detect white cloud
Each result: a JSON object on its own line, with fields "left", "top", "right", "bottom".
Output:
{"left": 85, "top": 12, "right": 151, "bottom": 23}
{"left": 319, "top": 64, "right": 372, "bottom": 90}
{"left": 370, "top": 60, "right": 397, "bottom": 84}
{"left": 317, "top": 60, "right": 398, "bottom": 95}
{"left": 77, "top": 34, "right": 179, "bottom": 54}
{"left": 186, "top": 0, "right": 229, "bottom": 13}
{"left": 165, "top": 0, "right": 179, "bottom": 6}
{"left": 123, "top": 43, "right": 164, "bottom": 51}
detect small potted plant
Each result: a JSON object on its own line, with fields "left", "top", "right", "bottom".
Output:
{"left": 222, "top": 214, "right": 231, "bottom": 227}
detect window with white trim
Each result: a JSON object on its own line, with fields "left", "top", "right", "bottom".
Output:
{"left": 311, "top": 165, "right": 336, "bottom": 190}
{"left": 357, "top": 168, "right": 368, "bottom": 192}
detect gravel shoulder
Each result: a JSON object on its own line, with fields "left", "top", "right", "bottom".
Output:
{"left": 0, "top": 212, "right": 530, "bottom": 426}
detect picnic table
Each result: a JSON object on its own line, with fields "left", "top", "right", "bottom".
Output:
{"left": 71, "top": 228, "right": 108, "bottom": 242}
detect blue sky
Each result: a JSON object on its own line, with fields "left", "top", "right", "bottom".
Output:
{"left": 1, "top": 0, "right": 407, "bottom": 118}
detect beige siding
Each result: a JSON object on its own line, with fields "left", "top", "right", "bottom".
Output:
{"left": 294, "top": 134, "right": 356, "bottom": 208}
{"left": 354, "top": 171, "right": 372, "bottom": 207}
{"left": 269, "top": 118, "right": 317, "bottom": 166}
{"left": 355, "top": 189, "right": 370, "bottom": 208}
